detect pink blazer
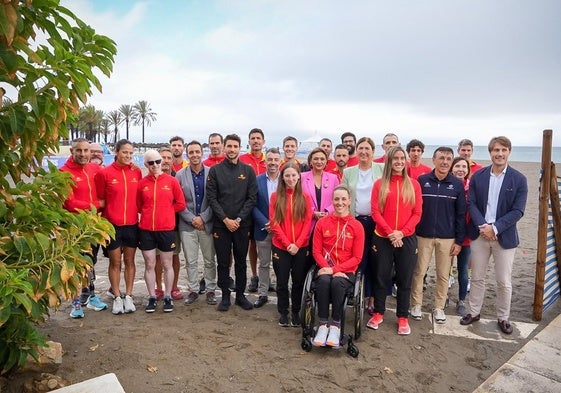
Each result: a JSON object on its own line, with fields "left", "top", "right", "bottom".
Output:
{"left": 300, "top": 170, "right": 340, "bottom": 216}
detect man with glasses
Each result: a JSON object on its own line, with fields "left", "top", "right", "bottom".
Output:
{"left": 341, "top": 132, "right": 358, "bottom": 167}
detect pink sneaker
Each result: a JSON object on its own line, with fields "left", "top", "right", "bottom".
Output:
{"left": 366, "top": 313, "right": 383, "bottom": 330}
{"left": 155, "top": 288, "right": 164, "bottom": 301}
{"left": 171, "top": 288, "right": 184, "bottom": 300}
{"left": 397, "top": 317, "right": 411, "bottom": 335}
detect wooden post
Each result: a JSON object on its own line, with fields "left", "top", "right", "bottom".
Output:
{"left": 549, "top": 163, "right": 561, "bottom": 284}
{"left": 533, "top": 129, "right": 552, "bottom": 321}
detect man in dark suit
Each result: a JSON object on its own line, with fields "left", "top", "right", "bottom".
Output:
{"left": 460, "top": 136, "right": 528, "bottom": 334}
{"left": 251, "top": 148, "right": 282, "bottom": 308}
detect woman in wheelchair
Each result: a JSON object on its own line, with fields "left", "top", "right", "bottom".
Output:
{"left": 311, "top": 184, "right": 365, "bottom": 347}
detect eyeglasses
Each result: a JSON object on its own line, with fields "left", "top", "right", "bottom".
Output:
{"left": 147, "top": 159, "right": 162, "bottom": 165}
{"left": 90, "top": 150, "right": 103, "bottom": 154}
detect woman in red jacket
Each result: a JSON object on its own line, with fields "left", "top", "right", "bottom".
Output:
{"left": 311, "top": 184, "right": 365, "bottom": 347}
{"left": 270, "top": 162, "right": 313, "bottom": 328}
{"left": 137, "top": 150, "right": 186, "bottom": 313}
{"left": 368, "top": 146, "right": 422, "bottom": 335}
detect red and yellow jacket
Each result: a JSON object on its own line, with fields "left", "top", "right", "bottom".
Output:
{"left": 312, "top": 214, "right": 365, "bottom": 274}
{"left": 239, "top": 152, "right": 266, "bottom": 175}
{"left": 95, "top": 162, "right": 142, "bottom": 226}
{"left": 269, "top": 189, "right": 313, "bottom": 250}
{"left": 137, "top": 173, "right": 186, "bottom": 231}
{"left": 60, "top": 157, "right": 101, "bottom": 212}
{"left": 371, "top": 174, "right": 422, "bottom": 238}
{"left": 203, "top": 154, "right": 225, "bottom": 167}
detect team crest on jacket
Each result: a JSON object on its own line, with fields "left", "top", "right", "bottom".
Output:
{"left": 324, "top": 230, "right": 331, "bottom": 236}
{"left": 238, "top": 174, "right": 246, "bottom": 180}
{"left": 272, "top": 252, "right": 280, "bottom": 260}
{"left": 162, "top": 185, "right": 171, "bottom": 191}
{"left": 110, "top": 178, "right": 119, "bottom": 184}
{"left": 170, "top": 242, "right": 176, "bottom": 249}
{"left": 423, "top": 182, "right": 431, "bottom": 188}
{"left": 142, "top": 186, "right": 150, "bottom": 192}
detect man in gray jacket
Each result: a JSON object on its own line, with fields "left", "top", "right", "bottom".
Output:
{"left": 176, "top": 140, "right": 217, "bottom": 305}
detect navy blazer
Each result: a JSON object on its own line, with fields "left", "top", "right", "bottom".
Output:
{"left": 252, "top": 173, "right": 274, "bottom": 241}
{"left": 467, "top": 165, "right": 528, "bottom": 249}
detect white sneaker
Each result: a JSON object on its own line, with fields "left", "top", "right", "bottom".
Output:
{"left": 313, "top": 324, "right": 329, "bottom": 347}
{"left": 433, "top": 308, "right": 447, "bottom": 324}
{"left": 124, "top": 295, "right": 136, "bottom": 313}
{"left": 448, "top": 275, "right": 455, "bottom": 288}
{"left": 326, "top": 326, "right": 341, "bottom": 348}
{"left": 410, "top": 304, "right": 422, "bottom": 320}
{"left": 112, "top": 296, "right": 124, "bottom": 315}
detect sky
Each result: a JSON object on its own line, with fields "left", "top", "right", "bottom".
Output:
{"left": 59, "top": 0, "right": 561, "bottom": 148}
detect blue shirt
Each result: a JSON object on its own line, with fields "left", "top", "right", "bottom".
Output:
{"left": 191, "top": 167, "right": 205, "bottom": 215}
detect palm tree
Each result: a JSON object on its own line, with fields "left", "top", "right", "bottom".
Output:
{"left": 78, "top": 105, "right": 102, "bottom": 142}
{"left": 99, "top": 118, "right": 110, "bottom": 144}
{"left": 132, "top": 100, "right": 157, "bottom": 144}
{"left": 106, "top": 110, "right": 123, "bottom": 144}
{"left": 119, "top": 104, "right": 133, "bottom": 140}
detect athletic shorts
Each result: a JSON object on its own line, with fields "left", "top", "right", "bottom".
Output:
{"left": 106, "top": 224, "right": 139, "bottom": 251}
{"left": 156, "top": 231, "right": 181, "bottom": 255}
{"left": 139, "top": 230, "right": 177, "bottom": 252}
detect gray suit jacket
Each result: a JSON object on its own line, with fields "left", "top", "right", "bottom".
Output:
{"left": 176, "top": 165, "right": 213, "bottom": 234}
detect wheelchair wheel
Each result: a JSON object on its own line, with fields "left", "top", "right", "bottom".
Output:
{"left": 347, "top": 342, "right": 360, "bottom": 358}
{"left": 300, "top": 266, "right": 317, "bottom": 338}
{"left": 353, "top": 272, "right": 364, "bottom": 340}
{"left": 301, "top": 337, "right": 312, "bottom": 352}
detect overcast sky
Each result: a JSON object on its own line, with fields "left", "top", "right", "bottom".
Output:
{"left": 62, "top": 0, "right": 561, "bottom": 147}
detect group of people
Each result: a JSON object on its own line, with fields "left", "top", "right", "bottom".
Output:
{"left": 61, "top": 129, "right": 527, "bottom": 348}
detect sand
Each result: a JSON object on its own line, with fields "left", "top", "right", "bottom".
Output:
{"left": 13, "top": 160, "right": 561, "bottom": 392}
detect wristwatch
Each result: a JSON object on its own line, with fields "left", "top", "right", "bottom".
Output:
{"left": 236, "top": 217, "right": 242, "bottom": 223}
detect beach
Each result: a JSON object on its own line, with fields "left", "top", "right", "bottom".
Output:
{"left": 19, "top": 160, "right": 561, "bottom": 392}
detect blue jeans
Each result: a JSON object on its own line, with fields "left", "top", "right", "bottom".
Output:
{"left": 457, "top": 245, "right": 471, "bottom": 301}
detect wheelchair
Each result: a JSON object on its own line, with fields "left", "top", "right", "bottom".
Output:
{"left": 299, "top": 265, "right": 364, "bottom": 358}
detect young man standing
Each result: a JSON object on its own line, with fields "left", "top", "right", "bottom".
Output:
{"left": 239, "top": 128, "right": 267, "bottom": 292}
{"left": 320, "top": 137, "right": 336, "bottom": 172}
{"left": 406, "top": 139, "right": 432, "bottom": 180}
{"left": 460, "top": 136, "right": 527, "bottom": 334}
{"left": 207, "top": 134, "right": 258, "bottom": 311}
{"left": 374, "top": 133, "right": 400, "bottom": 163}
{"left": 281, "top": 136, "right": 309, "bottom": 172}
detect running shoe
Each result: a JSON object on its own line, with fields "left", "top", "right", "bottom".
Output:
{"left": 248, "top": 276, "right": 258, "bottom": 293}
{"left": 313, "top": 324, "right": 328, "bottom": 347}
{"left": 184, "top": 291, "right": 199, "bottom": 305}
{"left": 397, "top": 317, "right": 411, "bottom": 335}
{"left": 366, "top": 313, "right": 384, "bottom": 330}
{"left": 86, "top": 295, "right": 108, "bottom": 311}
{"left": 433, "top": 308, "right": 447, "bottom": 324}
{"left": 163, "top": 297, "right": 174, "bottom": 312}
{"left": 70, "top": 298, "right": 84, "bottom": 319}
{"left": 198, "top": 278, "right": 206, "bottom": 294}
{"left": 326, "top": 326, "right": 341, "bottom": 348}
{"left": 448, "top": 275, "right": 455, "bottom": 288}
{"left": 171, "top": 287, "right": 184, "bottom": 300}
{"left": 124, "top": 295, "right": 136, "bottom": 313}
{"left": 112, "top": 296, "right": 124, "bottom": 315}
{"left": 291, "top": 312, "right": 301, "bottom": 327}
{"left": 106, "top": 287, "right": 116, "bottom": 299}
{"left": 145, "top": 297, "right": 157, "bottom": 313}
{"left": 79, "top": 291, "right": 91, "bottom": 306}
{"left": 278, "top": 314, "right": 289, "bottom": 327}
{"left": 410, "top": 304, "right": 422, "bottom": 320}
{"left": 456, "top": 300, "right": 468, "bottom": 316}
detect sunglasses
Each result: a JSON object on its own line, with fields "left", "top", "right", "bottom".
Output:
{"left": 147, "top": 159, "right": 162, "bottom": 166}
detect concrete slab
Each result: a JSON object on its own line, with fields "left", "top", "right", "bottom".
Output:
{"left": 430, "top": 314, "right": 538, "bottom": 344}
{"left": 509, "top": 338, "right": 561, "bottom": 383}
{"left": 473, "top": 363, "right": 561, "bottom": 393}
{"left": 51, "top": 373, "right": 125, "bottom": 393}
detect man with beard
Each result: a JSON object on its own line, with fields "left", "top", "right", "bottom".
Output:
{"left": 327, "top": 144, "right": 350, "bottom": 182}
{"left": 341, "top": 132, "right": 358, "bottom": 167}
{"left": 170, "top": 136, "right": 189, "bottom": 173}
{"left": 207, "top": 134, "right": 257, "bottom": 312}
{"left": 203, "top": 133, "right": 225, "bottom": 167}
{"left": 90, "top": 143, "right": 105, "bottom": 167}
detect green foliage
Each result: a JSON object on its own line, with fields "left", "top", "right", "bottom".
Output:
{"left": 0, "top": 0, "right": 117, "bottom": 374}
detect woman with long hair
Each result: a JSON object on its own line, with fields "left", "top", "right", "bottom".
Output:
{"left": 368, "top": 146, "right": 422, "bottom": 335}
{"left": 269, "top": 162, "right": 313, "bottom": 327}
{"left": 311, "top": 184, "right": 365, "bottom": 347}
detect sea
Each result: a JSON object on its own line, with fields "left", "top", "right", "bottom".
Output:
{"left": 40, "top": 145, "right": 561, "bottom": 169}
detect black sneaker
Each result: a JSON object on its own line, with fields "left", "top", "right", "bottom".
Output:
{"left": 198, "top": 278, "right": 206, "bottom": 295}
{"left": 217, "top": 297, "right": 231, "bottom": 312}
{"left": 235, "top": 295, "right": 254, "bottom": 310}
{"left": 163, "top": 297, "right": 174, "bottom": 313}
{"left": 248, "top": 276, "right": 258, "bottom": 293}
{"left": 278, "top": 314, "right": 289, "bottom": 327}
{"left": 291, "top": 312, "right": 301, "bottom": 327}
{"left": 145, "top": 297, "right": 157, "bottom": 313}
